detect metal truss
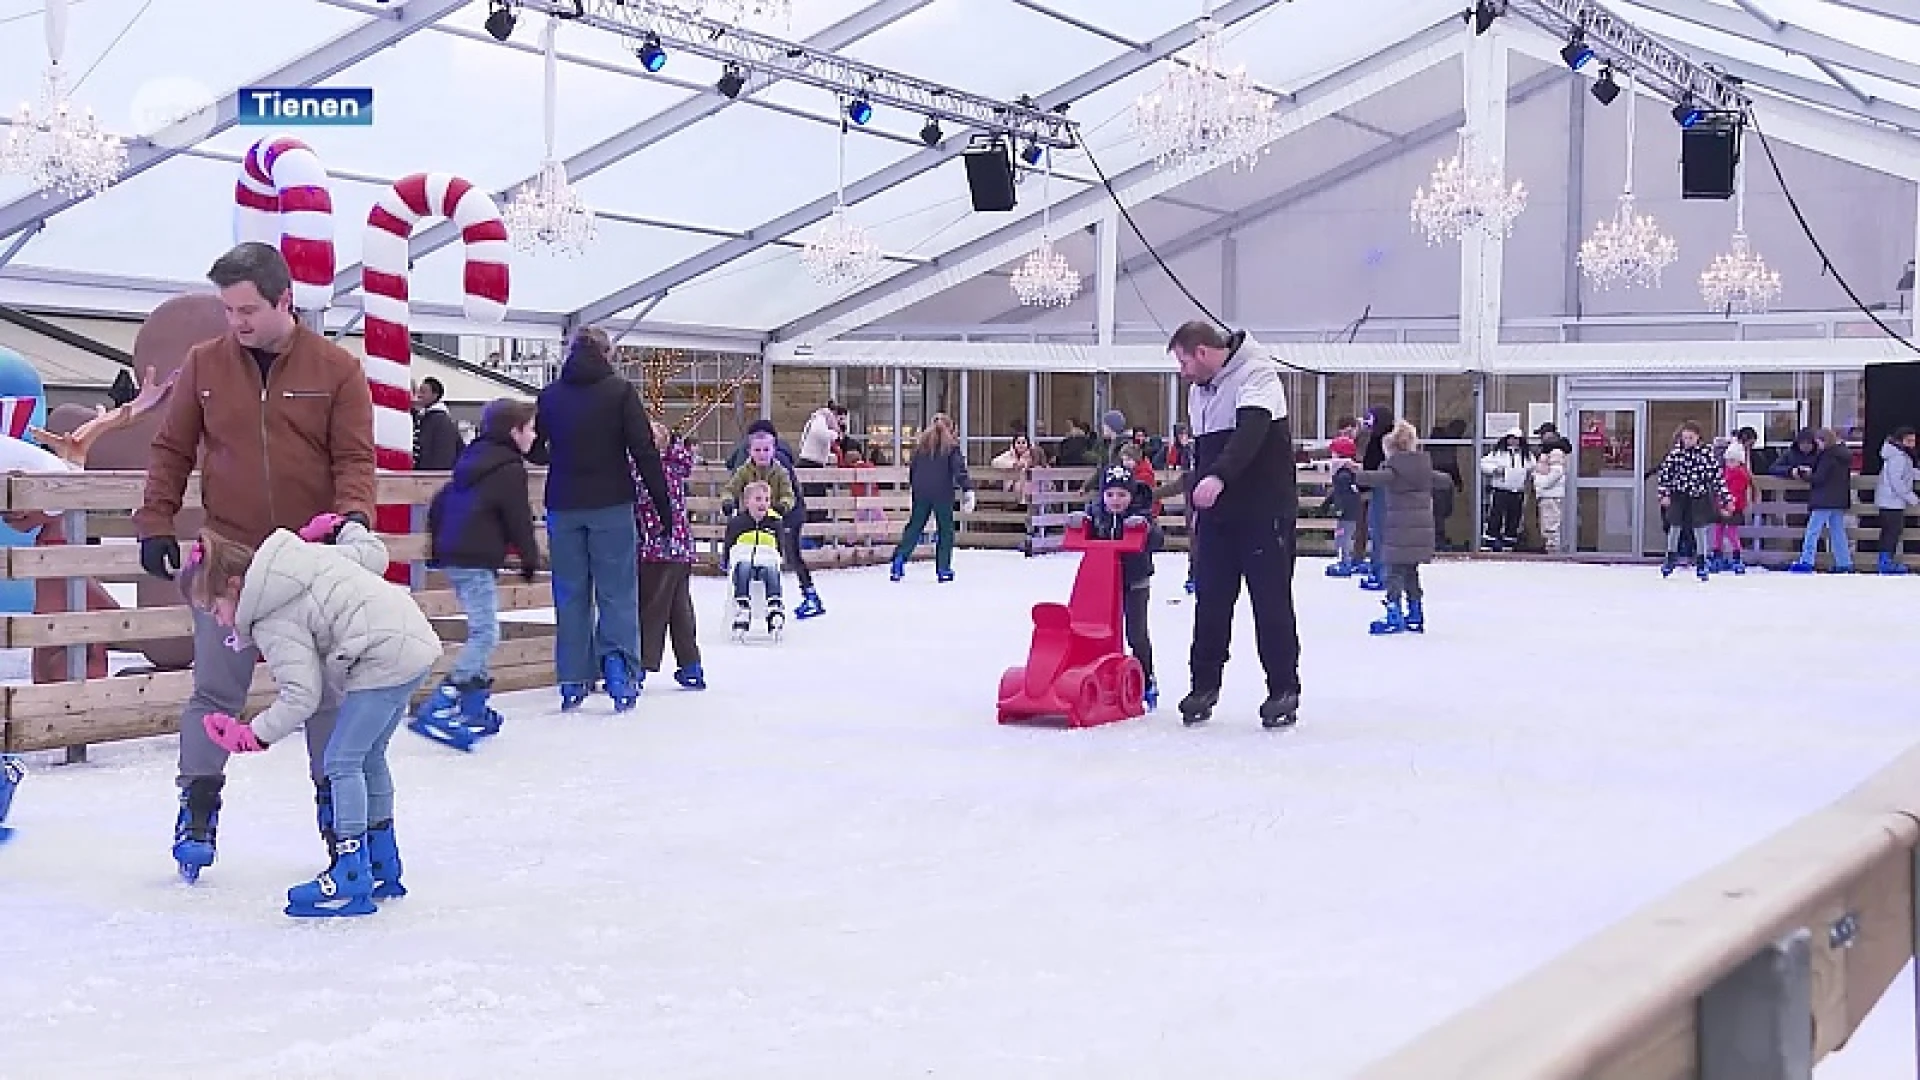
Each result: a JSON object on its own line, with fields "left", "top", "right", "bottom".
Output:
{"left": 1502, "top": 0, "right": 1750, "bottom": 114}
{"left": 517, "top": 0, "right": 1079, "bottom": 148}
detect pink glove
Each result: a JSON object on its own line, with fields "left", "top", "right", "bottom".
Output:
{"left": 202, "top": 712, "right": 265, "bottom": 754}
{"left": 298, "top": 513, "right": 345, "bottom": 542}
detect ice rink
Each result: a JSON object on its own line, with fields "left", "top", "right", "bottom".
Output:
{"left": 3, "top": 551, "right": 1916, "bottom": 1078}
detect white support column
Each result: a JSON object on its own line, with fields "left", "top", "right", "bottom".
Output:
{"left": 1096, "top": 210, "right": 1120, "bottom": 369}
{"left": 1221, "top": 234, "right": 1240, "bottom": 324}
{"left": 1459, "top": 26, "right": 1510, "bottom": 371}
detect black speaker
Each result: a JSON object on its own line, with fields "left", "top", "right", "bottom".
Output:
{"left": 963, "top": 136, "right": 1017, "bottom": 212}
{"left": 1863, "top": 363, "right": 1920, "bottom": 475}
{"left": 1682, "top": 115, "right": 1741, "bottom": 199}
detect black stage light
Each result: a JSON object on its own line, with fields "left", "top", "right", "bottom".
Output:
{"left": 485, "top": 0, "right": 516, "bottom": 42}
{"left": 1020, "top": 140, "right": 1044, "bottom": 166}
{"left": 716, "top": 64, "right": 746, "bottom": 99}
{"left": 1591, "top": 65, "right": 1621, "bottom": 105}
{"left": 1472, "top": 0, "right": 1499, "bottom": 35}
{"left": 1673, "top": 96, "right": 1703, "bottom": 128}
{"left": 919, "top": 116, "right": 943, "bottom": 146}
{"left": 1560, "top": 32, "right": 1594, "bottom": 71}
{"left": 637, "top": 33, "right": 668, "bottom": 73}
{"left": 847, "top": 96, "right": 873, "bottom": 126}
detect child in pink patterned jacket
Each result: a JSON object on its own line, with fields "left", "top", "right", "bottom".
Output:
{"left": 638, "top": 423, "right": 704, "bottom": 689}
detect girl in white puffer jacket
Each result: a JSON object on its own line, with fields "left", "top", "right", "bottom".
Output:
{"left": 1479, "top": 429, "right": 1534, "bottom": 551}
{"left": 182, "top": 516, "right": 442, "bottom": 919}
{"left": 1531, "top": 446, "right": 1567, "bottom": 552}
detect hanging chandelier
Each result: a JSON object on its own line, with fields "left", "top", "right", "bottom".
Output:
{"left": 1699, "top": 138, "right": 1780, "bottom": 313}
{"left": 803, "top": 110, "right": 883, "bottom": 288}
{"left": 1133, "top": 1, "right": 1278, "bottom": 174}
{"left": 505, "top": 17, "right": 596, "bottom": 255}
{"left": 1410, "top": 130, "right": 1527, "bottom": 245}
{"left": 1578, "top": 73, "right": 1675, "bottom": 290}
{"left": 1010, "top": 147, "right": 1080, "bottom": 308}
{"left": 0, "top": 0, "right": 126, "bottom": 199}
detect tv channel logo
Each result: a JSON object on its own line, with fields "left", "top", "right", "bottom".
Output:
{"left": 239, "top": 87, "right": 374, "bottom": 126}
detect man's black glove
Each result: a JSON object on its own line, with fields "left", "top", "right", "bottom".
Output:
{"left": 520, "top": 562, "right": 538, "bottom": 584}
{"left": 720, "top": 499, "right": 736, "bottom": 517}
{"left": 341, "top": 511, "right": 371, "bottom": 532}
{"left": 140, "top": 535, "right": 181, "bottom": 581}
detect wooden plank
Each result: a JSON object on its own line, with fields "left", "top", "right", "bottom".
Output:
{"left": 3, "top": 470, "right": 552, "bottom": 512}
{"left": 1837, "top": 849, "right": 1912, "bottom": 1051}
{"left": 4, "top": 637, "right": 554, "bottom": 750}
{"left": 1587, "top": 1004, "right": 1693, "bottom": 1080}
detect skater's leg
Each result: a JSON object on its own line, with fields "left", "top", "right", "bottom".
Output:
{"left": 1384, "top": 565, "right": 1405, "bottom": 605}
{"left": 1123, "top": 583, "right": 1153, "bottom": 684}
{"left": 891, "top": 500, "right": 933, "bottom": 564}
{"left": 355, "top": 677, "right": 425, "bottom": 835}
{"left": 545, "top": 510, "right": 596, "bottom": 685}
{"left": 1831, "top": 511, "right": 1854, "bottom": 570}
{"left": 637, "top": 560, "right": 673, "bottom": 673}
{"left": 783, "top": 519, "right": 816, "bottom": 593}
{"left": 730, "top": 560, "right": 754, "bottom": 602}
{"left": 1881, "top": 509, "right": 1905, "bottom": 558}
{"left": 757, "top": 564, "right": 783, "bottom": 601}
{"left": 1404, "top": 565, "right": 1423, "bottom": 604}
{"left": 1243, "top": 515, "right": 1302, "bottom": 699}
{"left": 177, "top": 605, "right": 256, "bottom": 785}
{"left": 931, "top": 500, "right": 957, "bottom": 575}
{"left": 663, "top": 563, "right": 701, "bottom": 669}
{"left": 323, "top": 685, "right": 410, "bottom": 840}
{"left": 1538, "top": 498, "right": 1563, "bottom": 553}
{"left": 1187, "top": 516, "right": 1242, "bottom": 693}
{"left": 445, "top": 568, "right": 499, "bottom": 684}
{"left": 1365, "top": 492, "right": 1385, "bottom": 577}
{"left": 585, "top": 506, "right": 641, "bottom": 670}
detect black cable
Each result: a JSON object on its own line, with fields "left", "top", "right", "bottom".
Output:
{"left": 1745, "top": 112, "right": 1920, "bottom": 358}
{"left": 1079, "top": 140, "right": 1334, "bottom": 377}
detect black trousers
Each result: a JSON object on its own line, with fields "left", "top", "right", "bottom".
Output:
{"left": 637, "top": 561, "right": 701, "bottom": 672}
{"left": 1485, "top": 489, "right": 1524, "bottom": 546}
{"left": 1123, "top": 583, "right": 1154, "bottom": 684}
{"left": 1881, "top": 509, "right": 1906, "bottom": 556}
{"left": 1189, "top": 512, "right": 1300, "bottom": 698}
{"left": 781, "top": 519, "right": 815, "bottom": 592}
{"left": 797, "top": 459, "right": 829, "bottom": 525}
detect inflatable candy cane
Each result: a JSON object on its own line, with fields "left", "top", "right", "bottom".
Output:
{"left": 233, "top": 136, "right": 336, "bottom": 313}
{"left": 362, "top": 173, "right": 510, "bottom": 582}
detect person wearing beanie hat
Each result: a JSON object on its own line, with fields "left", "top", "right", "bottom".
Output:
{"left": 1079, "top": 409, "right": 1132, "bottom": 495}
{"left": 1084, "top": 464, "right": 1164, "bottom": 709}
{"left": 1715, "top": 438, "right": 1758, "bottom": 573}
{"left": 1324, "top": 437, "right": 1363, "bottom": 576}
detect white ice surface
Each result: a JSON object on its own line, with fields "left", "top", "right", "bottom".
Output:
{"left": 3, "top": 552, "right": 1918, "bottom": 1079}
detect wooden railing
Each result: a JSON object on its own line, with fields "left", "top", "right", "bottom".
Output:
{"left": 1354, "top": 747, "right": 1920, "bottom": 1079}
{"left": 1743, "top": 473, "right": 1920, "bottom": 569}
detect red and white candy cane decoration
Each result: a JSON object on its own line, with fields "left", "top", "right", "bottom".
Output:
{"left": 233, "top": 137, "right": 336, "bottom": 313}
{"left": 362, "top": 173, "right": 510, "bottom": 580}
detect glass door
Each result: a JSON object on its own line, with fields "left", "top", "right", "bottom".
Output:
{"left": 1643, "top": 399, "right": 1726, "bottom": 556}
{"left": 1570, "top": 402, "right": 1643, "bottom": 555}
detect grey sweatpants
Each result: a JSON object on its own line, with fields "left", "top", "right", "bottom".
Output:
{"left": 176, "top": 605, "right": 338, "bottom": 787}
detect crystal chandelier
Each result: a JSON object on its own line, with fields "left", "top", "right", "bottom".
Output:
{"left": 1010, "top": 147, "right": 1080, "bottom": 308}
{"left": 1578, "top": 73, "right": 1676, "bottom": 290}
{"left": 505, "top": 17, "right": 596, "bottom": 255}
{"left": 0, "top": 0, "right": 126, "bottom": 199}
{"left": 1699, "top": 142, "right": 1781, "bottom": 313}
{"left": 802, "top": 111, "right": 883, "bottom": 288}
{"left": 1410, "top": 130, "right": 1527, "bottom": 245}
{"left": 1133, "top": 0, "right": 1278, "bottom": 174}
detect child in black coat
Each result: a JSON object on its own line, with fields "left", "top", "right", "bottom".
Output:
{"left": 1085, "top": 465, "right": 1165, "bottom": 709}
{"left": 418, "top": 398, "right": 540, "bottom": 745}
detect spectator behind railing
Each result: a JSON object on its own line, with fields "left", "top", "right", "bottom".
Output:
{"left": 990, "top": 433, "right": 1046, "bottom": 500}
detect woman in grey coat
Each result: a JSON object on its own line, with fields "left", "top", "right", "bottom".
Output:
{"left": 1873, "top": 426, "right": 1919, "bottom": 574}
{"left": 1357, "top": 420, "right": 1435, "bottom": 635}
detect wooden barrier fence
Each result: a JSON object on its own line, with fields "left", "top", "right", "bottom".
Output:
{"left": 5, "top": 462, "right": 1898, "bottom": 756}
{"left": 1356, "top": 746, "right": 1920, "bottom": 1079}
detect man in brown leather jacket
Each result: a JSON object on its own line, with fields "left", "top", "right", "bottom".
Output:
{"left": 134, "top": 241, "right": 378, "bottom": 880}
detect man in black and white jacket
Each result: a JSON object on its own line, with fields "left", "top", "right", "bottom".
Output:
{"left": 1169, "top": 321, "right": 1302, "bottom": 730}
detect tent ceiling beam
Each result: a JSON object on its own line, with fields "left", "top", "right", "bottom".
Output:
{"left": 1621, "top": 0, "right": 1920, "bottom": 94}
{"left": 328, "top": 0, "right": 935, "bottom": 298}
{"left": 771, "top": 18, "right": 1467, "bottom": 348}
{"left": 565, "top": 0, "right": 1294, "bottom": 332}
{"left": 0, "top": 0, "right": 472, "bottom": 245}
{"left": 983, "top": 67, "right": 1571, "bottom": 327}
{"left": 1826, "top": 1, "right": 1920, "bottom": 29}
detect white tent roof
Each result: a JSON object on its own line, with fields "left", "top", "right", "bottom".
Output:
{"left": 0, "top": 0, "right": 1915, "bottom": 346}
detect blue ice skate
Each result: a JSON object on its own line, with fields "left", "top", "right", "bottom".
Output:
{"left": 1696, "top": 558, "right": 1710, "bottom": 581}
{"left": 1369, "top": 599, "right": 1405, "bottom": 636}
{"left": 1183, "top": 575, "right": 1195, "bottom": 595}
{"left": 459, "top": 678, "right": 505, "bottom": 738}
{"left": 795, "top": 588, "right": 826, "bottom": 618}
{"left": 286, "top": 835, "right": 377, "bottom": 918}
{"left": 936, "top": 569, "right": 955, "bottom": 584}
{"left": 172, "top": 777, "right": 223, "bottom": 883}
{"left": 0, "top": 755, "right": 22, "bottom": 843}
{"left": 1324, "top": 560, "right": 1356, "bottom": 578}
{"left": 1358, "top": 572, "right": 1387, "bottom": 592}
{"left": 1404, "top": 599, "right": 1425, "bottom": 634}
{"left": 889, "top": 556, "right": 906, "bottom": 582}
{"left": 1661, "top": 555, "right": 1678, "bottom": 578}
{"left": 674, "top": 663, "right": 707, "bottom": 690}
{"left": 1143, "top": 678, "right": 1159, "bottom": 711}
{"left": 408, "top": 681, "right": 478, "bottom": 752}
{"left": 367, "top": 820, "right": 406, "bottom": 900}
{"left": 1882, "top": 553, "right": 1911, "bottom": 576}
{"left": 559, "top": 681, "right": 592, "bottom": 711}
{"left": 602, "top": 654, "right": 639, "bottom": 713}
